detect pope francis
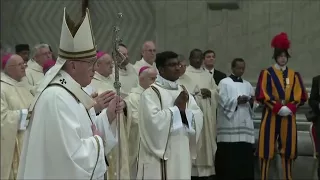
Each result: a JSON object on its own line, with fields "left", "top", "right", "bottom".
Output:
{"left": 17, "top": 8, "right": 121, "bottom": 179}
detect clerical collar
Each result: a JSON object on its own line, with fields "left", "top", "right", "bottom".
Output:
{"left": 229, "top": 74, "right": 243, "bottom": 83}
{"left": 155, "top": 74, "right": 179, "bottom": 90}
{"left": 274, "top": 63, "right": 287, "bottom": 71}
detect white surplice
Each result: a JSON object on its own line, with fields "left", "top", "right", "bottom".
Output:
{"left": 124, "top": 85, "right": 145, "bottom": 179}
{"left": 25, "top": 59, "right": 44, "bottom": 86}
{"left": 17, "top": 70, "right": 118, "bottom": 179}
{"left": 137, "top": 75, "right": 203, "bottom": 180}
{"left": 178, "top": 66, "right": 218, "bottom": 177}
{"left": 217, "top": 77, "right": 255, "bottom": 143}
{"left": 0, "top": 73, "right": 33, "bottom": 180}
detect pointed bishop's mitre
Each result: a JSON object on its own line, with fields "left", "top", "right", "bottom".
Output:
{"left": 59, "top": 8, "right": 96, "bottom": 60}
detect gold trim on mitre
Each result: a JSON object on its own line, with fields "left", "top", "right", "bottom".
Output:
{"left": 58, "top": 8, "right": 97, "bottom": 60}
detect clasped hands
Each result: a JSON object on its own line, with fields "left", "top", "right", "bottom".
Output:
{"left": 277, "top": 106, "right": 292, "bottom": 116}
{"left": 237, "top": 95, "right": 254, "bottom": 105}
{"left": 194, "top": 88, "right": 211, "bottom": 99}
{"left": 175, "top": 89, "right": 189, "bottom": 111}
{"left": 91, "top": 91, "right": 125, "bottom": 123}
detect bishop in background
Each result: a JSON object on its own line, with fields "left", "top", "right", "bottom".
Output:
{"left": 17, "top": 7, "right": 124, "bottom": 179}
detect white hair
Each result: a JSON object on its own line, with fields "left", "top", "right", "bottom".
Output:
{"left": 32, "top": 43, "right": 50, "bottom": 58}
{"left": 139, "top": 67, "right": 157, "bottom": 78}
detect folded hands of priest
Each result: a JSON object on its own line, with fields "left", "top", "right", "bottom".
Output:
{"left": 175, "top": 90, "right": 189, "bottom": 110}
{"left": 93, "top": 91, "right": 116, "bottom": 113}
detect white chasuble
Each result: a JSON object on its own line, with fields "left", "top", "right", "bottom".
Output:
{"left": 90, "top": 72, "right": 130, "bottom": 179}
{"left": 25, "top": 59, "right": 44, "bottom": 86}
{"left": 217, "top": 77, "right": 255, "bottom": 143}
{"left": 178, "top": 66, "right": 218, "bottom": 177}
{"left": 123, "top": 85, "right": 145, "bottom": 179}
{"left": 118, "top": 63, "right": 139, "bottom": 96}
{"left": 90, "top": 72, "right": 128, "bottom": 98}
{"left": 17, "top": 71, "right": 117, "bottom": 179}
{"left": 0, "top": 73, "right": 34, "bottom": 180}
{"left": 90, "top": 72, "right": 114, "bottom": 93}
{"left": 133, "top": 58, "right": 157, "bottom": 75}
{"left": 137, "top": 75, "right": 203, "bottom": 180}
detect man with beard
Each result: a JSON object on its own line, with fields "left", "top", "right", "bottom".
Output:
{"left": 178, "top": 49, "right": 218, "bottom": 180}
{"left": 136, "top": 51, "right": 203, "bottom": 179}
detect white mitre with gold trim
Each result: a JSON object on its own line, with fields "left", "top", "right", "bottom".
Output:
{"left": 29, "top": 7, "right": 96, "bottom": 112}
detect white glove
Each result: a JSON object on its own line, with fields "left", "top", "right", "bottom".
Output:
{"left": 278, "top": 106, "right": 292, "bottom": 116}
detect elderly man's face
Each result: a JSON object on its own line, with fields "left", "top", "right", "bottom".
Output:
{"left": 34, "top": 47, "right": 52, "bottom": 65}
{"left": 139, "top": 68, "right": 157, "bottom": 89}
{"left": 142, "top": 42, "right": 156, "bottom": 63}
{"left": 5, "top": 55, "right": 26, "bottom": 81}
{"left": 96, "top": 54, "right": 114, "bottom": 77}
{"left": 71, "top": 57, "right": 97, "bottom": 87}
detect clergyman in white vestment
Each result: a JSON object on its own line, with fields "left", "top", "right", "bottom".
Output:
{"left": 90, "top": 52, "right": 115, "bottom": 93}
{"left": 124, "top": 66, "right": 157, "bottom": 179}
{"left": 133, "top": 41, "right": 157, "bottom": 74}
{"left": 17, "top": 8, "right": 123, "bottom": 180}
{"left": 215, "top": 58, "right": 255, "bottom": 179}
{"left": 137, "top": 51, "right": 203, "bottom": 180}
{"left": 178, "top": 49, "right": 218, "bottom": 179}
{"left": 25, "top": 43, "right": 52, "bottom": 86}
{"left": 91, "top": 52, "right": 131, "bottom": 179}
{"left": 1, "top": 54, "right": 34, "bottom": 180}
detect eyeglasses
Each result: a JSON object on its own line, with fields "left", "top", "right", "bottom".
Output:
{"left": 145, "top": 49, "right": 156, "bottom": 53}
{"left": 71, "top": 59, "right": 98, "bottom": 67}
{"left": 7, "top": 62, "right": 27, "bottom": 68}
